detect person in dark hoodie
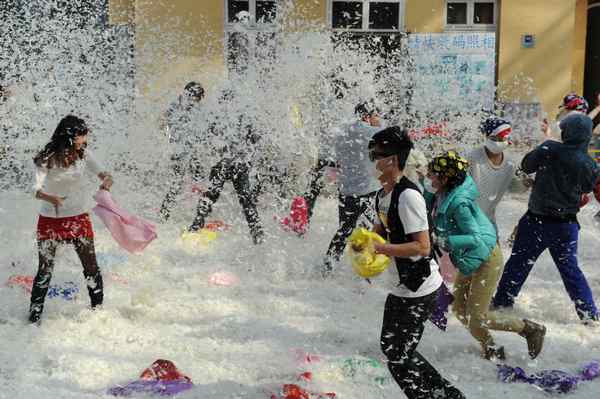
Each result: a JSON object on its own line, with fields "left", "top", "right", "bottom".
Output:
{"left": 493, "top": 113, "right": 600, "bottom": 322}
{"left": 159, "top": 82, "right": 206, "bottom": 221}
{"left": 187, "top": 88, "right": 264, "bottom": 245}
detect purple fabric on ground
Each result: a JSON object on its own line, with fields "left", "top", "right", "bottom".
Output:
{"left": 107, "top": 380, "right": 193, "bottom": 397}
{"left": 497, "top": 361, "right": 600, "bottom": 394}
{"left": 430, "top": 282, "right": 454, "bottom": 331}
{"left": 580, "top": 361, "right": 600, "bottom": 381}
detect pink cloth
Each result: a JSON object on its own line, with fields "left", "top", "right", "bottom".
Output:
{"left": 92, "top": 190, "right": 157, "bottom": 254}
{"left": 438, "top": 251, "right": 457, "bottom": 283}
{"left": 208, "top": 271, "right": 240, "bottom": 286}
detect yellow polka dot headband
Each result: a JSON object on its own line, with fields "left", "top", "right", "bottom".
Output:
{"left": 429, "top": 151, "right": 469, "bottom": 179}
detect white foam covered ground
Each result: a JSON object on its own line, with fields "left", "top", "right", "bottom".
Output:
{"left": 1, "top": 187, "right": 599, "bottom": 398}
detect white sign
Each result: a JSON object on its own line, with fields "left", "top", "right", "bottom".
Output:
{"left": 407, "top": 32, "right": 496, "bottom": 113}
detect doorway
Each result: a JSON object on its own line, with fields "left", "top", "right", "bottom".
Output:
{"left": 584, "top": 3, "right": 600, "bottom": 114}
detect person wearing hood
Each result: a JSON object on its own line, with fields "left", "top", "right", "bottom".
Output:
{"left": 321, "top": 101, "right": 382, "bottom": 275}
{"left": 187, "top": 88, "right": 264, "bottom": 245}
{"left": 425, "top": 152, "right": 545, "bottom": 360}
{"left": 159, "top": 82, "right": 206, "bottom": 221}
{"left": 493, "top": 113, "right": 600, "bottom": 323}
{"left": 301, "top": 74, "right": 348, "bottom": 226}
{"left": 467, "top": 117, "right": 529, "bottom": 234}
{"left": 543, "top": 94, "right": 590, "bottom": 140}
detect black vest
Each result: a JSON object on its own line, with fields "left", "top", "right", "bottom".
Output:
{"left": 375, "top": 177, "right": 432, "bottom": 292}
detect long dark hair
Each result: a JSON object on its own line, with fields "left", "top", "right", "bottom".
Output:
{"left": 34, "top": 115, "right": 89, "bottom": 168}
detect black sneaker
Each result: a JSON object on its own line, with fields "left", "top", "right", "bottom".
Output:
{"left": 432, "top": 386, "right": 466, "bottom": 399}
{"left": 445, "top": 386, "right": 466, "bottom": 399}
{"left": 188, "top": 217, "right": 205, "bottom": 232}
{"left": 158, "top": 206, "right": 171, "bottom": 222}
{"left": 321, "top": 259, "right": 333, "bottom": 278}
{"left": 582, "top": 313, "right": 599, "bottom": 327}
{"left": 28, "top": 308, "right": 42, "bottom": 324}
{"left": 484, "top": 345, "right": 506, "bottom": 361}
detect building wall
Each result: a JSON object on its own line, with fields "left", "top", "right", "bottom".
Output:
{"left": 405, "top": 0, "right": 445, "bottom": 33}
{"left": 108, "top": 0, "right": 134, "bottom": 24}
{"left": 133, "top": 0, "right": 225, "bottom": 103}
{"left": 110, "top": 0, "right": 587, "bottom": 116}
{"left": 498, "top": 0, "right": 583, "bottom": 115}
{"left": 284, "top": 0, "right": 326, "bottom": 29}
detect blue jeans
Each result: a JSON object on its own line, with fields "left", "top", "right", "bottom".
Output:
{"left": 493, "top": 213, "right": 598, "bottom": 320}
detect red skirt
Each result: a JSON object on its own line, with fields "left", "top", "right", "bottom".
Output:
{"left": 37, "top": 213, "right": 94, "bottom": 241}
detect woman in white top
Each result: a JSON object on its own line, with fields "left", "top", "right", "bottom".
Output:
{"left": 29, "top": 115, "right": 113, "bottom": 324}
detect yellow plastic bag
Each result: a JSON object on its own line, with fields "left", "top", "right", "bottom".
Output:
{"left": 181, "top": 229, "right": 218, "bottom": 248}
{"left": 290, "top": 103, "right": 304, "bottom": 128}
{"left": 348, "top": 228, "right": 391, "bottom": 279}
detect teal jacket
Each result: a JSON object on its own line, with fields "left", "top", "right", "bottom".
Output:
{"left": 425, "top": 175, "right": 497, "bottom": 276}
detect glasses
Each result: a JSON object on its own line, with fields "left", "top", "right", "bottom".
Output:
{"left": 369, "top": 150, "right": 390, "bottom": 162}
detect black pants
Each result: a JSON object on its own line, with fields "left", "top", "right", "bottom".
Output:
{"left": 159, "top": 153, "right": 202, "bottom": 221}
{"left": 190, "top": 159, "right": 263, "bottom": 244}
{"left": 324, "top": 192, "right": 375, "bottom": 269}
{"left": 29, "top": 237, "right": 103, "bottom": 323}
{"left": 303, "top": 158, "right": 337, "bottom": 224}
{"left": 381, "top": 291, "right": 463, "bottom": 399}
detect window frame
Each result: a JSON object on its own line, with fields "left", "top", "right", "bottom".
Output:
{"left": 327, "top": 0, "right": 406, "bottom": 33}
{"left": 224, "top": 0, "right": 279, "bottom": 31}
{"left": 223, "top": 1, "right": 280, "bottom": 74}
{"left": 444, "top": 0, "right": 497, "bottom": 32}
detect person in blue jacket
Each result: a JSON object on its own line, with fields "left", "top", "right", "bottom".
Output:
{"left": 425, "top": 152, "right": 545, "bottom": 360}
{"left": 493, "top": 113, "right": 600, "bottom": 323}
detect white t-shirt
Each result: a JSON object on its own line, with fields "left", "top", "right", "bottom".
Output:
{"left": 377, "top": 188, "right": 443, "bottom": 298}
{"left": 467, "top": 146, "right": 516, "bottom": 226}
{"left": 33, "top": 150, "right": 105, "bottom": 218}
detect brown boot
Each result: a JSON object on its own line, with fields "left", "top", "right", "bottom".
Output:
{"left": 519, "top": 319, "right": 546, "bottom": 359}
{"left": 483, "top": 345, "right": 506, "bottom": 361}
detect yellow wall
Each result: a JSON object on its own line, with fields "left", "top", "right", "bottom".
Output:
{"left": 498, "top": 0, "right": 581, "bottom": 115}
{"left": 284, "top": 0, "right": 327, "bottom": 29}
{"left": 134, "top": 0, "right": 225, "bottom": 102}
{"left": 405, "top": 0, "right": 445, "bottom": 33}
{"left": 108, "top": 0, "right": 134, "bottom": 25}
{"left": 111, "top": 0, "right": 588, "bottom": 116}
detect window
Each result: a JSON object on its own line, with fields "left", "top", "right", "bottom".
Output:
{"left": 474, "top": 2, "right": 494, "bottom": 24}
{"left": 446, "top": 1, "right": 496, "bottom": 30}
{"left": 256, "top": 1, "right": 276, "bottom": 23}
{"left": 224, "top": 1, "right": 279, "bottom": 74}
{"left": 447, "top": 3, "right": 467, "bottom": 25}
{"left": 330, "top": 0, "right": 405, "bottom": 31}
{"left": 226, "top": 0, "right": 278, "bottom": 26}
